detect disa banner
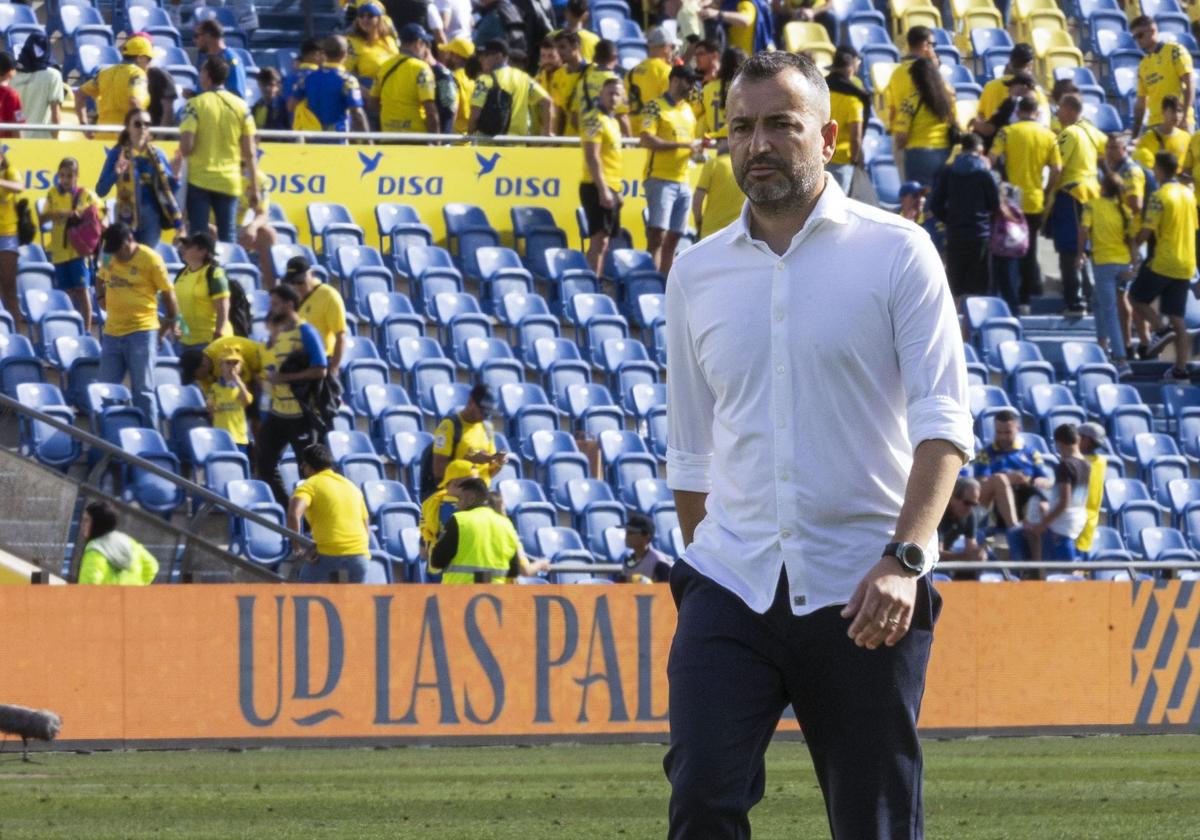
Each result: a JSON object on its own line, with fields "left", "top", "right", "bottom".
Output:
{"left": 5, "top": 139, "right": 685, "bottom": 249}
{"left": 1, "top": 581, "right": 1197, "bottom": 747}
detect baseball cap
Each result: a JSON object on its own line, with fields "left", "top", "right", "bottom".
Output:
{"left": 1010, "top": 43, "right": 1035, "bottom": 67}
{"left": 399, "top": 22, "right": 433, "bottom": 44}
{"left": 357, "top": 1, "right": 383, "bottom": 14}
{"left": 469, "top": 383, "right": 497, "bottom": 411}
{"left": 646, "top": 26, "right": 680, "bottom": 48}
{"left": 899, "top": 181, "right": 928, "bottom": 198}
{"left": 122, "top": 34, "right": 154, "bottom": 59}
{"left": 282, "top": 255, "right": 312, "bottom": 285}
{"left": 1077, "top": 422, "right": 1107, "bottom": 444}
{"left": 482, "top": 39, "right": 510, "bottom": 57}
{"left": 440, "top": 459, "right": 480, "bottom": 490}
{"left": 1004, "top": 72, "right": 1037, "bottom": 88}
{"left": 440, "top": 36, "right": 475, "bottom": 59}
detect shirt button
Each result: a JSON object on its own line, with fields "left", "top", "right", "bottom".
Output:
{"left": 777, "top": 417, "right": 786, "bottom": 428}
{"left": 774, "top": 310, "right": 784, "bottom": 322}
{"left": 775, "top": 262, "right": 784, "bottom": 271}
{"left": 776, "top": 365, "right": 785, "bottom": 374}
{"left": 781, "top": 530, "right": 792, "bottom": 540}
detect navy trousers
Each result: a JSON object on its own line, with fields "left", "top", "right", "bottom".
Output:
{"left": 663, "top": 561, "right": 941, "bottom": 839}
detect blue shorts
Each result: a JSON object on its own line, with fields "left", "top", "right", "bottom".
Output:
{"left": 644, "top": 177, "right": 692, "bottom": 234}
{"left": 53, "top": 258, "right": 90, "bottom": 290}
{"left": 0, "top": 234, "right": 18, "bottom": 253}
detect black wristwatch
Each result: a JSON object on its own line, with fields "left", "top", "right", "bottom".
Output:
{"left": 883, "top": 542, "right": 925, "bottom": 576}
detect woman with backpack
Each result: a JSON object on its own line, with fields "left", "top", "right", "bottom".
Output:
{"left": 892, "top": 56, "right": 958, "bottom": 187}
{"left": 41, "top": 157, "right": 102, "bottom": 332}
{"left": 0, "top": 145, "right": 21, "bottom": 332}
{"left": 173, "top": 231, "right": 233, "bottom": 351}
{"left": 96, "top": 109, "right": 182, "bottom": 249}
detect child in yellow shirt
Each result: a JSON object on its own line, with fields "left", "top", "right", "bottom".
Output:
{"left": 206, "top": 354, "right": 253, "bottom": 452}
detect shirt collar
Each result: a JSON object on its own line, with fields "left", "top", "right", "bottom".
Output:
{"left": 729, "top": 173, "right": 851, "bottom": 256}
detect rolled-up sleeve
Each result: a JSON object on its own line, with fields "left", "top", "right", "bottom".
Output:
{"left": 665, "top": 268, "right": 715, "bottom": 492}
{"left": 891, "top": 235, "right": 974, "bottom": 459}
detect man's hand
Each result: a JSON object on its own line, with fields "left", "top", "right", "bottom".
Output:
{"left": 491, "top": 451, "right": 509, "bottom": 466}
{"left": 530, "top": 558, "right": 550, "bottom": 574}
{"left": 841, "top": 556, "right": 919, "bottom": 649}
{"left": 327, "top": 364, "right": 339, "bottom": 380}
{"left": 465, "top": 450, "right": 494, "bottom": 465}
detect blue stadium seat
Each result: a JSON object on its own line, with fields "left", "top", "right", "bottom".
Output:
{"left": 473, "top": 246, "right": 535, "bottom": 315}
{"left": 563, "top": 476, "right": 618, "bottom": 522}
{"left": 542, "top": 247, "right": 600, "bottom": 316}
{"left": 580, "top": 500, "right": 626, "bottom": 557}
{"left": 54, "top": 335, "right": 101, "bottom": 411}
{"left": 1119, "top": 501, "right": 1161, "bottom": 556}
{"left": 404, "top": 245, "right": 464, "bottom": 315}
{"left": 497, "top": 291, "right": 552, "bottom": 329}
{"left": 969, "top": 384, "right": 1011, "bottom": 418}
{"left": 118, "top": 427, "right": 184, "bottom": 515}
{"left": 646, "top": 405, "right": 667, "bottom": 461}
{"left": 567, "top": 292, "right": 620, "bottom": 329}
{"left": 600, "top": 337, "right": 657, "bottom": 382}
{"left": 154, "top": 384, "right": 209, "bottom": 463}
{"left": 201, "top": 451, "right": 250, "bottom": 497}
{"left": 22, "top": 287, "right": 75, "bottom": 331}
{"left": 533, "top": 336, "right": 589, "bottom": 375}
{"left": 498, "top": 478, "right": 549, "bottom": 516}
{"left": 375, "top": 203, "right": 432, "bottom": 251}
{"left": 527, "top": 430, "right": 589, "bottom": 506}
{"left": 187, "top": 426, "right": 238, "bottom": 470}
{"left": 225, "top": 479, "right": 289, "bottom": 568}
{"left": 269, "top": 244, "right": 319, "bottom": 282}
{"left": 537, "top": 527, "right": 597, "bottom": 581}
{"left": 1094, "top": 383, "right": 1144, "bottom": 420}
{"left": 341, "top": 359, "right": 390, "bottom": 416}
{"left": 1160, "top": 384, "right": 1200, "bottom": 428}
{"left": 1090, "top": 103, "right": 1124, "bottom": 133}
{"left": 510, "top": 206, "right": 568, "bottom": 273}
{"left": 1181, "top": 501, "right": 1200, "bottom": 551}
{"left": 996, "top": 339, "right": 1044, "bottom": 377}
{"left": 361, "top": 479, "right": 413, "bottom": 522}
{"left": 511, "top": 498, "right": 556, "bottom": 554}
{"left": 360, "top": 384, "right": 421, "bottom": 459}
{"left": 440, "top": 313, "right": 492, "bottom": 369}
{"left": 0, "top": 333, "right": 43, "bottom": 397}
{"left": 327, "top": 430, "right": 377, "bottom": 464}
{"left": 1165, "top": 478, "right": 1200, "bottom": 521}
{"left": 307, "top": 203, "right": 365, "bottom": 259}
{"left": 409, "top": 365, "right": 457, "bottom": 418}
{"left": 387, "top": 430, "right": 430, "bottom": 496}
{"left": 625, "top": 381, "right": 666, "bottom": 422}
{"left": 630, "top": 476, "right": 674, "bottom": 516}
{"left": 633, "top": 293, "right": 665, "bottom": 335}
{"left": 607, "top": 249, "right": 666, "bottom": 312}
{"left": 1076, "top": 364, "right": 1119, "bottom": 416}
{"left": 38, "top": 313, "right": 85, "bottom": 364}
{"left": 1007, "top": 362, "right": 1056, "bottom": 416}
{"left": 1027, "top": 383, "right": 1085, "bottom": 437}
{"left": 429, "top": 382, "right": 472, "bottom": 421}
{"left": 847, "top": 22, "right": 890, "bottom": 53}
{"left": 462, "top": 335, "right": 520, "bottom": 382}
{"left": 500, "top": 382, "right": 557, "bottom": 432}
{"left": 868, "top": 159, "right": 901, "bottom": 209}
{"left": 429, "top": 289, "right": 483, "bottom": 330}
{"left": 15, "top": 382, "right": 79, "bottom": 470}
{"left": 333, "top": 244, "right": 388, "bottom": 289}
{"left": 1139, "top": 527, "right": 1195, "bottom": 571}
{"left": 442, "top": 203, "right": 500, "bottom": 273}
{"left": 563, "top": 382, "right": 624, "bottom": 437}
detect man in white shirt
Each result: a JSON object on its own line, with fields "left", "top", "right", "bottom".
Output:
{"left": 663, "top": 51, "right": 972, "bottom": 838}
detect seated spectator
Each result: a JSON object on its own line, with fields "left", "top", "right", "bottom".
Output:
{"left": 428, "top": 383, "right": 507, "bottom": 495}
{"left": 937, "top": 477, "right": 989, "bottom": 578}
{"left": 77, "top": 501, "right": 159, "bottom": 585}
{"left": 1008, "top": 423, "right": 1090, "bottom": 568}
{"left": 419, "top": 459, "right": 480, "bottom": 557}
{"left": 429, "top": 477, "right": 549, "bottom": 583}
{"left": 618, "top": 513, "right": 672, "bottom": 583}
{"left": 929, "top": 133, "right": 999, "bottom": 308}
{"left": 1074, "top": 422, "right": 1108, "bottom": 555}
{"left": 287, "top": 443, "right": 372, "bottom": 583}
{"left": 252, "top": 67, "right": 290, "bottom": 130}
{"left": 974, "top": 409, "right": 1052, "bottom": 528}
{"left": 206, "top": 349, "right": 253, "bottom": 455}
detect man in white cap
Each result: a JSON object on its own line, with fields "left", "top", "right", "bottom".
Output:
{"left": 1075, "top": 422, "right": 1109, "bottom": 555}
{"left": 628, "top": 26, "right": 677, "bottom": 136}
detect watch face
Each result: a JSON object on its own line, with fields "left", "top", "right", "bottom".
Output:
{"left": 902, "top": 544, "right": 924, "bottom": 569}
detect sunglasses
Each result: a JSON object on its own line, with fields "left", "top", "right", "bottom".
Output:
{"left": 131, "top": 121, "right": 149, "bottom": 128}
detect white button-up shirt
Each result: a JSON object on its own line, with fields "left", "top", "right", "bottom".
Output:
{"left": 665, "top": 177, "right": 974, "bottom": 616}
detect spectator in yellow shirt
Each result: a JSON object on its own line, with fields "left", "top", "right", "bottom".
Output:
{"left": 206, "top": 351, "right": 253, "bottom": 452}
{"left": 641, "top": 65, "right": 703, "bottom": 276}
{"left": 438, "top": 37, "right": 475, "bottom": 134}
{"left": 883, "top": 25, "right": 935, "bottom": 131}
{"left": 1051, "top": 94, "right": 1106, "bottom": 314}
{"left": 628, "top": 27, "right": 677, "bottom": 137}
{"left": 970, "top": 44, "right": 1050, "bottom": 143}
{"left": 419, "top": 458, "right": 479, "bottom": 556}
{"left": 41, "top": 157, "right": 99, "bottom": 331}
{"left": 1133, "top": 95, "right": 1189, "bottom": 173}
{"left": 96, "top": 222, "right": 178, "bottom": 429}
{"left": 562, "top": 0, "right": 600, "bottom": 61}
{"left": 1079, "top": 172, "right": 1137, "bottom": 378}
{"left": 892, "top": 56, "right": 957, "bottom": 187}
{"left": 824, "top": 46, "right": 866, "bottom": 193}
{"left": 173, "top": 231, "right": 232, "bottom": 350}
{"left": 468, "top": 40, "right": 552, "bottom": 137}
{"left": 429, "top": 383, "right": 508, "bottom": 490}
{"left": 371, "top": 23, "right": 439, "bottom": 133}
{"left": 693, "top": 146, "right": 743, "bottom": 239}
{"left": 75, "top": 33, "right": 152, "bottom": 138}
{"left": 345, "top": 2, "right": 399, "bottom": 97}
{"left": 1131, "top": 151, "right": 1199, "bottom": 380}
{"left": 580, "top": 77, "right": 626, "bottom": 274}
{"left": 694, "top": 46, "right": 745, "bottom": 140}
{"left": 288, "top": 444, "right": 373, "bottom": 583}
{"left": 0, "top": 145, "right": 19, "bottom": 333}
{"left": 281, "top": 255, "right": 347, "bottom": 379}
{"left": 1131, "top": 16, "right": 1194, "bottom": 136}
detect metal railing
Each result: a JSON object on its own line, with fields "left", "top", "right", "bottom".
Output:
{"left": 0, "top": 392, "right": 311, "bottom": 582}
{"left": 937, "top": 559, "right": 1200, "bottom": 573}
{"left": 0, "top": 122, "right": 645, "bottom": 147}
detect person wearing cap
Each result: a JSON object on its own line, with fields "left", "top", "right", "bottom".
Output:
{"left": 419, "top": 458, "right": 479, "bottom": 556}
{"left": 194, "top": 19, "right": 247, "bottom": 100}
{"left": 41, "top": 157, "right": 100, "bottom": 333}
{"left": 429, "top": 477, "right": 549, "bottom": 583}
{"left": 628, "top": 26, "right": 677, "bottom": 137}
{"left": 181, "top": 334, "right": 267, "bottom": 392}
{"left": 561, "top": 0, "right": 599, "bottom": 62}
{"left": 430, "top": 383, "right": 508, "bottom": 489}
{"left": 205, "top": 348, "right": 253, "bottom": 454}
{"left": 371, "top": 22, "right": 439, "bottom": 133}
{"left": 439, "top": 36, "right": 475, "bottom": 133}
{"left": 970, "top": 71, "right": 1037, "bottom": 148}
{"left": 883, "top": 25, "right": 934, "bottom": 131}
{"left": 282, "top": 256, "right": 347, "bottom": 380}
{"left": 96, "top": 222, "right": 177, "bottom": 430}
{"left": 173, "top": 231, "right": 232, "bottom": 350}
{"left": 468, "top": 40, "right": 552, "bottom": 136}
{"left": 617, "top": 513, "right": 672, "bottom": 583}
{"left": 692, "top": 140, "right": 742, "bottom": 240}
{"left": 641, "top": 65, "right": 702, "bottom": 276}
{"left": 929, "top": 132, "right": 1000, "bottom": 306}
{"left": 291, "top": 36, "right": 369, "bottom": 139}
{"left": 1134, "top": 95, "right": 1190, "bottom": 174}
{"left": 289, "top": 444, "right": 372, "bottom": 583}
{"left": 257, "top": 284, "right": 328, "bottom": 505}
{"left": 824, "top": 46, "right": 866, "bottom": 194}
{"left": 581, "top": 76, "right": 626, "bottom": 273}
{"left": 974, "top": 44, "right": 1050, "bottom": 135}
{"left": 180, "top": 56, "right": 259, "bottom": 244}
{"left": 12, "top": 30, "right": 64, "bottom": 139}
{"left": 1074, "top": 422, "right": 1109, "bottom": 555}
{"left": 75, "top": 33, "right": 151, "bottom": 137}
{"left": 1132, "top": 15, "right": 1194, "bottom": 137}
{"left": 346, "top": 2, "right": 400, "bottom": 96}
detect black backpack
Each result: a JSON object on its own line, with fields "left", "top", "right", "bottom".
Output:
{"left": 419, "top": 414, "right": 463, "bottom": 500}
{"left": 177, "top": 264, "right": 253, "bottom": 338}
{"left": 476, "top": 72, "right": 513, "bottom": 136}
{"left": 15, "top": 198, "right": 35, "bottom": 246}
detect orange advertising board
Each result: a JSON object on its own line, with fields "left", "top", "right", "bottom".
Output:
{"left": 1, "top": 581, "right": 1197, "bottom": 746}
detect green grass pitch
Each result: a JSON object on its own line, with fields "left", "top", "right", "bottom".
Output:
{"left": 0, "top": 736, "right": 1197, "bottom": 839}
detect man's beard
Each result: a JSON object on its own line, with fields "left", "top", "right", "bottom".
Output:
{"left": 735, "top": 152, "right": 823, "bottom": 215}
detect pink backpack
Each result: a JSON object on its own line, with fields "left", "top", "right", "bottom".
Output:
{"left": 65, "top": 190, "right": 104, "bottom": 258}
